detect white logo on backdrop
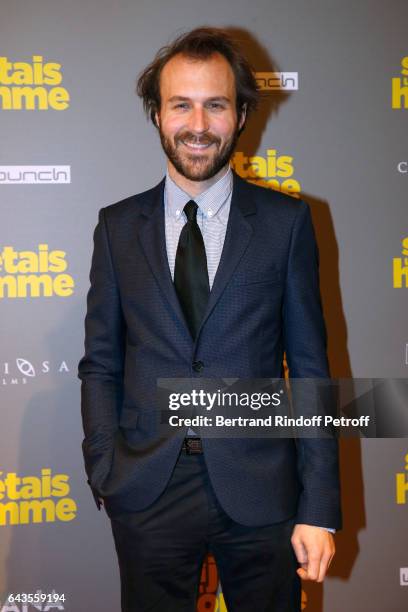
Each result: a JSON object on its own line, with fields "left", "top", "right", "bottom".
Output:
{"left": 2, "top": 358, "right": 70, "bottom": 385}
{"left": 0, "top": 165, "right": 70, "bottom": 184}
{"left": 400, "top": 567, "right": 408, "bottom": 586}
{"left": 255, "top": 72, "right": 299, "bottom": 91}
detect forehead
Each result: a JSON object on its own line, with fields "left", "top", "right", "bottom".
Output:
{"left": 159, "top": 52, "right": 236, "bottom": 99}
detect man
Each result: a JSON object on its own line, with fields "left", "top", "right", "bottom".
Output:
{"left": 78, "top": 26, "right": 342, "bottom": 612}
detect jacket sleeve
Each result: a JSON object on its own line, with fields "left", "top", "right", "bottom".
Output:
{"left": 282, "top": 200, "right": 342, "bottom": 530}
{"left": 77, "top": 207, "right": 126, "bottom": 506}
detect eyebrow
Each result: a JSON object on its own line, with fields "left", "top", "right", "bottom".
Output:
{"left": 167, "top": 96, "right": 231, "bottom": 104}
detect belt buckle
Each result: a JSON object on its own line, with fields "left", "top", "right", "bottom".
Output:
{"left": 184, "top": 437, "right": 202, "bottom": 454}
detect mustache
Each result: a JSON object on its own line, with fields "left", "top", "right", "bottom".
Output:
{"left": 176, "top": 131, "right": 221, "bottom": 146}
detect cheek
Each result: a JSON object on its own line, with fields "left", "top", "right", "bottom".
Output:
{"left": 161, "top": 115, "right": 185, "bottom": 135}
{"left": 211, "top": 114, "right": 238, "bottom": 137}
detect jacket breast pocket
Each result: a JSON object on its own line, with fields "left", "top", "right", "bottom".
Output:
{"left": 230, "top": 266, "right": 282, "bottom": 287}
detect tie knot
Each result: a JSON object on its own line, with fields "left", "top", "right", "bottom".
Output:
{"left": 183, "top": 200, "right": 198, "bottom": 222}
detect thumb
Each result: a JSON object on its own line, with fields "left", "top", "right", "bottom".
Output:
{"left": 291, "top": 537, "right": 308, "bottom": 564}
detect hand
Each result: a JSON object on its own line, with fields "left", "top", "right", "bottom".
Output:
{"left": 87, "top": 480, "right": 105, "bottom": 511}
{"left": 291, "top": 524, "right": 335, "bottom": 582}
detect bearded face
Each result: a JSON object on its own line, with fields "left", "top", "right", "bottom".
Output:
{"left": 155, "top": 52, "right": 246, "bottom": 184}
{"left": 158, "top": 122, "right": 241, "bottom": 182}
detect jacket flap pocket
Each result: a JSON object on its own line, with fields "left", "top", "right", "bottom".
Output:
{"left": 231, "top": 266, "right": 282, "bottom": 287}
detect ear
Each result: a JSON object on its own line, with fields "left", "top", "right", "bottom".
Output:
{"left": 238, "top": 103, "right": 247, "bottom": 131}
{"left": 154, "top": 111, "right": 160, "bottom": 128}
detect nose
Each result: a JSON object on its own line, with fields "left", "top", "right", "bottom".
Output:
{"left": 188, "top": 105, "right": 209, "bottom": 134}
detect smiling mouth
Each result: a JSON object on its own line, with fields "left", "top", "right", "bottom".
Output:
{"left": 181, "top": 141, "right": 215, "bottom": 151}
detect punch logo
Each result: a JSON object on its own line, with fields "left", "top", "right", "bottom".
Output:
{"left": 401, "top": 568, "right": 408, "bottom": 586}
{"left": 0, "top": 166, "right": 70, "bottom": 184}
{"left": 391, "top": 56, "right": 408, "bottom": 109}
{"left": 392, "top": 237, "right": 408, "bottom": 288}
{"left": 231, "top": 148, "right": 301, "bottom": 197}
{"left": 396, "top": 453, "right": 408, "bottom": 504}
{"left": 0, "top": 56, "right": 70, "bottom": 110}
{"left": 0, "top": 469, "right": 77, "bottom": 526}
{"left": 0, "top": 244, "right": 74, "bottom": 298}
{"left": 255, "top": 71, "right": 298, "bottom": 91}
{"left": 397, "top": 161, "right": 407, "bottom": 173}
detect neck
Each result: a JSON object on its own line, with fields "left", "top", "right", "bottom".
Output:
{"left": 167, "top": 162, "right": 230, "bottom": 198}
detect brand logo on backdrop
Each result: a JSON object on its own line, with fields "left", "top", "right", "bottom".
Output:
{"left": 398, "top": 161, "right": 407, "bottom": 173}
{"left": 400, "top": 568, "right": 408, "bottom": 586}
{"left": 255, "top": 71, "right": 299, "bottom": 91}
{"left": 0, "top": 55, "right": 69, "bottom": 110}
{"left": 0, "top": 166, "right": 70, "bottom": 184}
{"left": 0, "top": 468, "right": 77, "bottom": 526}
{"left": 0, "top": 245, "right": 74, "bottom": 298}
{"left": 392, "top": 237, "right": 408, "bottom": 288}
{"left": 391, "top": 56, "right": 408, "bottom": 109}
{"left": 231, "top": 149, "right": 301, "bottom": 197}
{"left": 1, "top": 358, "right": 70, "bottom": 386}
{"left": 396, "top": 453, "right": 408, "bottom": 504}
{"left": 405, "top": 344, "right": 408, "bottom": 366}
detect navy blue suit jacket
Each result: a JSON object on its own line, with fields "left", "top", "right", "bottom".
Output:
{"left": 78, "top": 170, "right": 342, "bottom": 529}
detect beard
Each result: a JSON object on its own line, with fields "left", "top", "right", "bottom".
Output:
{"left": 158, "top": 124, "right": 240, "bottom": 182}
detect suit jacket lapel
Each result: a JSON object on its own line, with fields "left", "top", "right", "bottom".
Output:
{"left": 137, "top": 176, "right": 192, "bottom": 337}
{"left": 195, "top": 170, "right": 256, "bottom": 339}
{"left": 136, "top": 170, "right": 257, "bottom": 343}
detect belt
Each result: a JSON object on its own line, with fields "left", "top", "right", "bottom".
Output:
{"left": 181, "top": 437, "right": 203, "bottom": 454}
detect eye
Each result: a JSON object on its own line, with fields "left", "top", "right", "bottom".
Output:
{"left": 174, "top": 103, "right": 189, "bottom": 109}
{"left": 207, "top": 102, "right": 224, "bottom": 109}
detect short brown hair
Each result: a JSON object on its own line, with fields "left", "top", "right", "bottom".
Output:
{"left": 136, "top": 26, "right": 260, "bottom": 133}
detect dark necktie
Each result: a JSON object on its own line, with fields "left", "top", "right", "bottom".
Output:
{"left": 174, "top": 200, "right": 210, "bottom": 339}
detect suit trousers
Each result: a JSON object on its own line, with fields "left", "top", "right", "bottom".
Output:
{"left": 109, "top": 445, "right": 301, "bottom": 612}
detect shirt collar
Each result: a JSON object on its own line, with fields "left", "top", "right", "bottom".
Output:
{"left": 165, "top": 165, "right": 232, "bottom": 219}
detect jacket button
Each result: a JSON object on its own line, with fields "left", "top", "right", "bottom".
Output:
{"left": 192, "top": 360, "right": 204, "bottom": 373}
